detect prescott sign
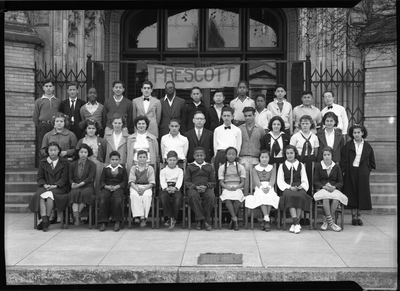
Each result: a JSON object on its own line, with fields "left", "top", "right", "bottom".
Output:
{"left": 148, "top": 64, "right": 241, "bottom": 89}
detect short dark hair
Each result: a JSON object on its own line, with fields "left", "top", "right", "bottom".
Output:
{"left": 109, "top": 150, "right": 120, "bottom": 159}
{"left": 323, "top": 90, "right": 334, "bottom": 97}
{"left": 112, "top": 80, "right": 125, "bottom": 89}
{"left": 259, "top": 149, "right": 270, "bottom": 159}
{"left": 51, "top": 112, "right": 70, "bottom": 127}
{"left": 225, "top": 146, "right": 238, "bottom": 156}
{"left": 213, "top": 90, "right": 224, "bottom": 97}
{"left": 255, "top": 94, "right": 266, "bottom": 101}
{"left": 137, "top": 150, "right": 148, "bottom": 157}
{"left": 43, "top": 78, "right": 54, "bottom": 86}
{"left": 191, "top": 86, "right": 201, "bottom": 93}
{"left": 84, "top": 119, "right": 100, "bottom": 131}
{"left": 165, "top": 81, "right": 175, "bottom": 88}
{"left": 169, "top": 118, "right": 180, "bottom": 125}
{"left": 193, "top": 111, "right": 205, "bottom": 118}
{"left": 268, "top": 116, "right": 285, "bottom": 132}
{"left": 242, "top": 107, "right": 256, "bottom": 114}
{"left": 193, "top": 146, "right": 205, "bottom": 154}
{"left": 221, "top": 106, "right": 234, "bottom": 115}
{"left": 299, "top": 114, "right": 315, "bottom": 130}
{"left": 275, "top": 84, "right": 286, "bottom": 91}
{"left": 237, "top": 80, "right": 248, "bottom": 88}
{"left": 45, "top": 142, "right": 62, "bottom": 156}
{"left": 322, "top": 112, "right": 339, "bottom": 127}
{"left": 77, "top": 143, "right": 93, "bottom": 157}
{"left": 67, "top": 81, "right": 78, "bottom": 89}
{"left": 283, "top": 144, "right": 298, "bottom": 159}
{"left": 302, "top": 90, "right": 313, "bottom": 96}
{"left": 142, "top": 80, "right": 153, "bottom": 89}
{"left": 134, "top": 115, "right": 150, "bottom": 129}
{"left": 166, "top": 150, "right": 178, "bottom": 159}
{"left": 348, "top": 124, "right": 368, "bottom": 139}
{"left": 322, "top": 146, "right": 334, "bottom": 155}
{"left": 111, "top": 113, "right": 126, "bottom": 127}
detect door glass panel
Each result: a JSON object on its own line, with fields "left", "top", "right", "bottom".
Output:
{"left": 207, "top": 9, "right": 240, "bottom": 49}
{"left": 167, "top": 10, "right": 199, "bottom": 49}
{"left": 248, "top": 60, "right": 277, "bottom": 103}
{"left": 249, "top": 9, "right": 278, "bottom": 48}
{"left": 129, "top": 11, "right": 158, "bottom": 48}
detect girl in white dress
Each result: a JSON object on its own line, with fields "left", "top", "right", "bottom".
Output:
{"left": 245, "top": 150, "right": 279, "bottom": 231}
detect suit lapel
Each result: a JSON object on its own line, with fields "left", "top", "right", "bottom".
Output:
{"left": 137, "top": 98, "right": 145, "bottom": 114}
{"left": 106, "top": 134, "right": 117, "bottom": 150}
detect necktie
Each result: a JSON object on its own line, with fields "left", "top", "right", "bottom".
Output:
{"left": 326, "top": 166, "right": 332, "bottom": 176}
{"left": 144, "top": 97, "right": 149, "bottom": 101}
{"left": 327, "top": 106, "right": 333, "bottom": 109}
{"left": 197, "top": 129, "right": 201, "bottom": 141}
{"left": 300, "top": 133, "right": 312, "bottom": 161}
{"left": 224, "top": 126, "right": 231, "bottom": 130}
{"left": 290, "top": 166, "right": 294, "bottom": 186}
{"left": 51, "top": 161, "right": 55, "bottom": 170}
{"left": 70, "top": 99, "right": 75, "bottom": 113}
{"left": 270, "top": 135, "right": 281, "bottom": 157}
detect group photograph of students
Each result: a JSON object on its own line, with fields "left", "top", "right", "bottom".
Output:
{"left": 30, "top": 78, "right": 376, "bottom": 234}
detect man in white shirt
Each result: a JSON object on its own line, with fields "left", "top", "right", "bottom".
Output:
{"left": 267, "top": 84, "right": 293, "bottom": 135}
{"left": 230, "top": 80, "right": 255, "bottom": 127}
{"left": 320, "top": 91, "right": 349, "bottom": 136}
{"left": 161, "top": 119, "right": 189, "bottom": 163}
{"left": 292, "top": 91, "right": 322, "bottom": 134}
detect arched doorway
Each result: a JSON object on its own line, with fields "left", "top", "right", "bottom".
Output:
{"left": 120, "top": 8, "right": 287, "bottom": 104}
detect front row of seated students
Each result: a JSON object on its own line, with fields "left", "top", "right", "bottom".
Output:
{"left": 30, "top": 123, "right": 373, "bottom": 233}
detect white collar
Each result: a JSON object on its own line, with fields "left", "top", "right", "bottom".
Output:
{"left": 47, "top": 157, "right": 59, "bottom": 164}
{"left": 87, "top": 101, "right": 98, "bottom": 106}
{"left": 285, "top": 160, "right": 299, "bottom": 170}
{"left": 106, "top": 164, "right": 123, "bottom": 170}
{"left": 255, "top": 164, "right": 273, "bottom": 171}
{"left": 41, "top": 95, "right": 56, "bottom": 99}
{"left": 69, "top": 97, "right": 77, "bottom": 102}
{"left": 113, "top": 95, "right": 124, "bottom": 102}
{"left": 274, "top": 98, "right": 287, "bottom": 104}
{"left": 299, "top": 104, "right": 314, "bottom": 108}
{"left": 168, "top": 133, "right": 181, "bottom": 138}
{"left": 354, "top": 139, "right": 364, "bottom": 145}
{"left": 321, "top": 160, "right": 335, "bottom": 170}
{"left": 325, "top": 128, "right": 335, "bottom": 134}
{"left": 234, "top": 96, "right": 250, "bottom": 102}
{"left": 164, "top": 95, "right": 176, "bottom": 102}
{"left": 227, "top": 161, "right": 237, "bottom": 166}
{"left": 193, "top": 161, "right": 207, "bottom": 168}
{"left": 256, "top": 108, "right": 269, "bottom": 114}
{"left": 269, "top": 131, "right": 284, "bottom": 138}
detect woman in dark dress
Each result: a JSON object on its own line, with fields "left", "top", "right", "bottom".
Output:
{"left": 28, "top": 142, "right": 69, "bottom": 231}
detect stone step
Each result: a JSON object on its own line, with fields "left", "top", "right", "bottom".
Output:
{"left": 369, "top": 172, "right": 397, "bottom": 183}
{"left": 371, "top": 194, "right": 397, "bottom": 205}
{"left": 5, "top": 203, "right": 31, "bottom": 213}
{"left": 5, "top": 182, "right": 38, "bottom": 193}
{"left": 344, "top": 205, "right": 397, "bottom": 215}
{"left": 5, "top": 171, "right": 37, "bottom": 182}
{"left": 5, "top": 192, "right": 33, "bottom": 204}
{"left": 370, "top": 183, "right": 397, "bottom": 194}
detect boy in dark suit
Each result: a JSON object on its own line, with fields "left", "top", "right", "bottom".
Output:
{"left": 181, "top": 86, "right": 208, "bottom": 133}
{"left": 205, "top": 90, "right": 228, "bottom": 131}
{"left": 60, "top": 82, "right": 85, "bottom": 139}
{"left": 98, "top": 151, "right": 128, "bottom": 232}
{"left": 185, "top": 111, "right": 213, "bottom": 163}
{"left": 159, "top": 81, "right": 186, "bottom": 137}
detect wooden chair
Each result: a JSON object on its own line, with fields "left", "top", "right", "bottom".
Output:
{"left": 34, "top": 207, "right": 67, "bottom": 230}
{"left": 156, "top": 161, "right": 188, "bottom": 229}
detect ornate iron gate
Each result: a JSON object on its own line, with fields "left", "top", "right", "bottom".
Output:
{"left": 311, "top": 62, "right": 365, "bottom": 127}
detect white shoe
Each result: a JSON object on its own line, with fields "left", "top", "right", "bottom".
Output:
{"left": 294, "top": 224, "right": 301, "bottom": 234}
{"left": 320, "top": 222, "right": 328, "bottom": 231}
{"left": 330, "top": 223, "right": 342, "bottom": 232}
{"left": 289, "top": 224, "right": 295, "bottom": 232}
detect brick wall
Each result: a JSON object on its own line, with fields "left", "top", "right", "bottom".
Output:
{"left": 5, "top": 42, "right": 37, "bottom": 169}
{"left": 363, "top": 46, "right": 397, "bottom": 172}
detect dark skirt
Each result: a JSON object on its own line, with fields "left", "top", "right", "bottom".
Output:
{"left": 278, "top": 188, "right": 312, "bottom": 211}
{"left": 346, "top": 167, "right": 372, "bottom": 210}
{"left": 68, "top": 185, "right": 95, "bottom": 205}
{"left": 28, "top": 187, "right": 69, "bottom": 213}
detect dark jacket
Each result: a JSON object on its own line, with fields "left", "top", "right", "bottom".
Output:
{"left": 340, "top": 140, "right": 376, "bottom": 210}
{"left": 316, "top": 128, "right": 344, "bottom": 163}
{"left": 181, "top": 101, "right": 208, "bottom": 133}
{"left": 205, "top": 104, "right": 229, "bottom": 132}
{"left": 60, "top": 98, "right": 86, "bottom": 138}
{"left": 261, "top": 132, "right": 290, "bottom": 163}
{"left": 184, "top": 128, "right": 214, "bottom": 163}
{"left": 69, "top": 159, "right": 96, "bottom": 188}
{"left": 313, "top": 162, "right": 344, "bottom": 191}
{"left": 159, "top": 96, "right": 186, "bottom": 137}
{"left": 28, "top": 157, "right": 70, "bottom": 213}
{"left": 100, "top": 164, "right": 128, "bottom": 192}
{"left": 184, "top": 162, "right": 216, "bottom": 190}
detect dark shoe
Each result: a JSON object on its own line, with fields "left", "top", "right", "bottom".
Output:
{"left": 196, "top": 221, "right": 202, "bottom": 230}
{"left": 357, "top": 218, "right": 363, "bottom": 226}
{"left": 351, "top": 218, "right": 358, "bottom": 226}
{"left": 228, "top": 220, "right": 234, "bottom": 230}
{"left": 204, "top": 222, "right": 212, "bottom": 231}
{"left": 264, "top": 221, "right": 271, "bottom": 231}
{"left": 42, "top": 216, "right": 49, "bottom": 232}
{"left": 114, "top": 221, "right": 120, "bottom": 232}
{"left": 260, "top": 221, "right": 265, "bottom": 230}
{"left": 233, "top": 220, "right": 239, "bottom": 231}
{"left": 37, "top": 221, "right": 43, "bottom": 230}
{"left": 99, "top": 223, "right": 106, "bottom": 231}
{"left": 49, "top": 217, "right": 58, "bottom": 224}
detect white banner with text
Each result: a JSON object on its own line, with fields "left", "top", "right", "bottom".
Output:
{"left": 148, "top": 64, "right": 241, "bottom": 89}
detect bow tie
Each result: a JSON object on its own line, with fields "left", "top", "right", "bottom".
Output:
{"left": 327, "top": 106, "right": 333, "bottom": 109}
{"left": 144, "top": 97, "right": 150, "bottom": 101}
{"left": 224, "top": 126, "right": 231, "bottom": 130}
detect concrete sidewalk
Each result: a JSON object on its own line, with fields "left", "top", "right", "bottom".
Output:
{"left": 5, "top": 213, "right": 397, "bottom": 289}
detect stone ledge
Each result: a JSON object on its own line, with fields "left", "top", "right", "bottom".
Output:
{"left": 6, "top": 266, "right": 397, "bottom": 289}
